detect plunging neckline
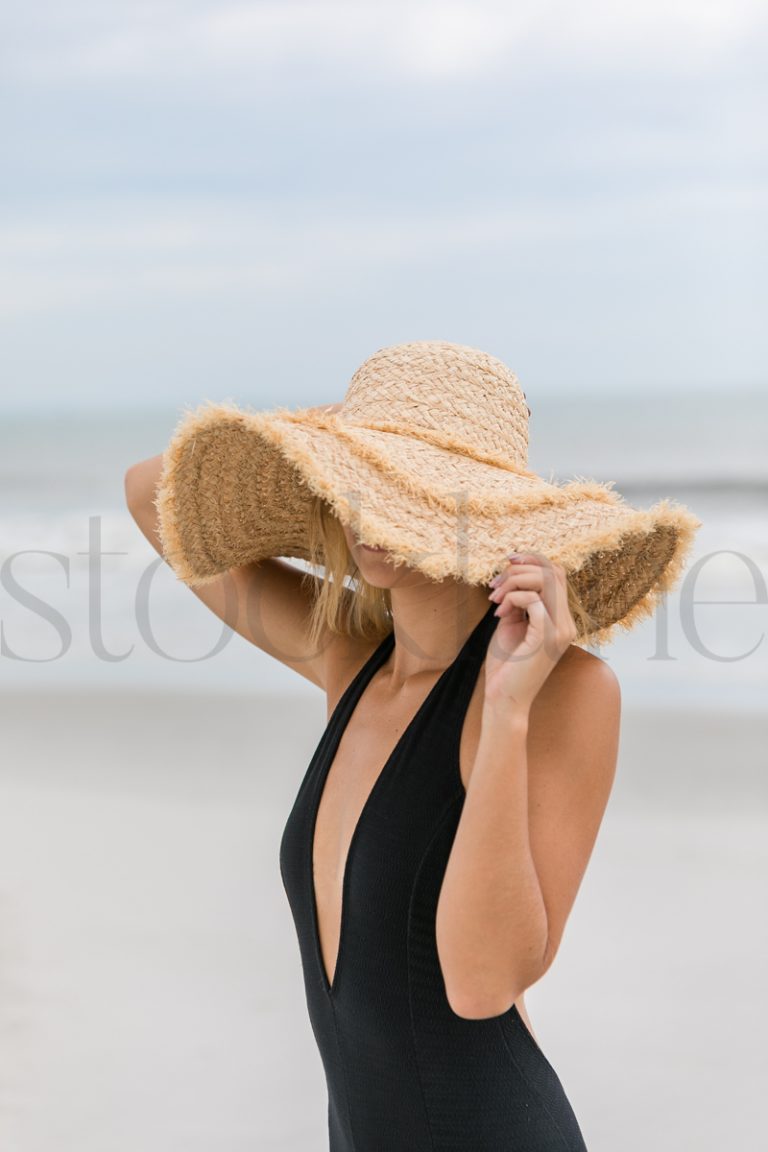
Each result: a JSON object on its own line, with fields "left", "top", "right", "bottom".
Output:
{"left": 309, "top": 603, "right": 496, "bottom": 998}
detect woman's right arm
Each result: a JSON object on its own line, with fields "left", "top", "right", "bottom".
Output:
{"left": 123, "top": 437, "right": 349, "bottom": 690}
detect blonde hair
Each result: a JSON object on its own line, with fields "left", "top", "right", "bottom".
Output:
{"left": 301, "top": 495, "right": 393, "bottom": 655}
{"left": 300, "top": 493, "right": 595, "bottom": 652}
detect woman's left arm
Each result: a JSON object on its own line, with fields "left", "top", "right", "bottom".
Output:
{"left": 435, "top": 553, "right": 621, "bottom": 1020}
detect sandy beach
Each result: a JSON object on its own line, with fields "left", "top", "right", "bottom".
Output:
{"left": 0, "top": 690, "right": 765, "bottom": 1151}
{"left": 3, "top": 1, "right": 765, "bottom": 1146}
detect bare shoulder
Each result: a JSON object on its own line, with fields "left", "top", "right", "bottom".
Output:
{"left": 541, "top": 642, "right": 620, "bottom": 707}
{"left": 529, "top": 642, "right": 622, "bottom": 777}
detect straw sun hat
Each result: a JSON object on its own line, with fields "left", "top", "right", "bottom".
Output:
{"left": 154, "top": 340, "right": 702, "bottom": 647}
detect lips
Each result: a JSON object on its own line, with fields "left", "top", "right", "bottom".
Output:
{"left": 360, "top": 544, "right": 387, "bottom": 553}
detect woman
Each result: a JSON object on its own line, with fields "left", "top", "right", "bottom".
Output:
{"left": 126, "top": 341, "right": 701, "bottom": 1150}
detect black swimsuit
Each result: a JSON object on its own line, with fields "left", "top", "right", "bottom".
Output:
{"left": 279, "top": 603, "right": 589, "bottom": 1150}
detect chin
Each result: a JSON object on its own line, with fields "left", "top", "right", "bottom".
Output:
{"left": 356, "top": 552, "right": 397, "bottom": 586}
{"left": 343, "top": 527, "right": 409, "bottom": 587}
{"left": 356, "top": 544, "right": 419, "bottom": 588}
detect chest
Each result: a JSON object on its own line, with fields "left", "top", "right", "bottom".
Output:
{"left": 279, "top": 611, "right": 498, "bottom": 998}
{"left": 313, "top": 664, "right": 485, "bottom": 898}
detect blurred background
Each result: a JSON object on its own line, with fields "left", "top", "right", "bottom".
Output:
{"left": 0, "top": 2, "right": 766, "bottom": 1150}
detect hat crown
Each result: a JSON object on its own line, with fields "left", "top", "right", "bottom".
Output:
{"left": 341, "top": 341, "right": 529, "bottom": 469}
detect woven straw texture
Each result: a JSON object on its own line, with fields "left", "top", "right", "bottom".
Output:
{"left": 154, "top": 340, "right": 703, "bottom": 647}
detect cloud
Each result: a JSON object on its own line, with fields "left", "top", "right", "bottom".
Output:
{"left": 1, "top": 1, "right": 764, "bottom": 406}
{"left": 1, "top": 181, "right": 763, "bottom": 319}
{"left": 6, "top": 0, "right": 767, "bottom": 89}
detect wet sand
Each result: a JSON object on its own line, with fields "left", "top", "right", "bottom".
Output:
{"left": 0, "top": 691, "right": 765, "bottom": 1151}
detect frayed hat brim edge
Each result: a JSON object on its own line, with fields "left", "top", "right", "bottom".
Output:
{"left": 152, "top": 401, "right": 704, "bottom": 646}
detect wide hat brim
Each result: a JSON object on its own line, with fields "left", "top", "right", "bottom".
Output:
{"left": 154, "top": 399, "right": 702, "bottom": 648}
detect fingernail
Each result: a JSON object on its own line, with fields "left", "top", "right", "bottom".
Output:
{"left": 488, "top": 574, "right": 503, "bottom": 587}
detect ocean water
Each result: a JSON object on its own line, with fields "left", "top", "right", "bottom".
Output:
{"left": 1, "top": 389, "right": 766, "bottom": 709}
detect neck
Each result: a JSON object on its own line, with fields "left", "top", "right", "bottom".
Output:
{"left": 385, "top": 582, "right": 492, "bottom": 690}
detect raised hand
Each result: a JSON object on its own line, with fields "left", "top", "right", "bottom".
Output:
{"left": 484, "top": 552, "right": 578, "bottom": 716}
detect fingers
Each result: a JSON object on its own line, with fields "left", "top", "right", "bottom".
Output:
{"left": 490, "top": 551, "right": 560, "bottom": 585}
{"left": 488, "top": 556, "right": 558, "bottom": 611}
{"left": 489, "top": 552, "right": 565, "bottom": 592}
{"left": 488, "top": 570, "right": 545, "bottom": 598}
{"left": 490, "top": 588, "right": 540, "bottom": 617}
{"left": 489, "top": 554, "right": 576, "bottom": 642}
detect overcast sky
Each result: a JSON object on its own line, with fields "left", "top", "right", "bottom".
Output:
{"left": 1, "top": 0, "right": 766, "bottom": 412}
